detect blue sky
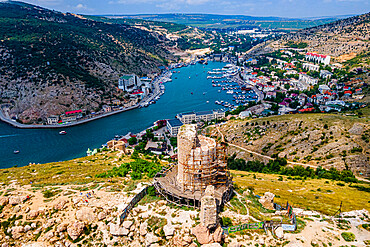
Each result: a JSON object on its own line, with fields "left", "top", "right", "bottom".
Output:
{"left": 16, "top": 0, "right": 370, "bottom": 18}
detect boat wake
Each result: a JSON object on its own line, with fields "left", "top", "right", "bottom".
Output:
{"left": 0, "top": 134, "right": 20, "bottom": 138}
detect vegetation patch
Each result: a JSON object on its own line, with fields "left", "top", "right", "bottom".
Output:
{"left": 341, "top": 232, "right": 356, "bottom": 242}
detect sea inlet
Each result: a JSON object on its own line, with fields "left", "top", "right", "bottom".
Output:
{"left": 0, "top": 62, "right": 257, "bottom": 168}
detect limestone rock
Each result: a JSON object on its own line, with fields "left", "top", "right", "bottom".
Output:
{"left": 122, "top": 220, "right": 133, "bottom": 229}
{"left": 212, "top": 225, "right": 223, "bottom": 243}
{"left": 9, "top": 196, "right": 22, "bottom": 205}
{"left": 53, "top": 198, "right": 69, "bottom": 210}
{"left": 191, "top": 224, "right": 212, "bottom": 245}
{"left": 67, "top": 221, "right": 85, "bottom": 240}
{"left": 27, "top": 210, "right": 39, "bottom": 220}
{"left": 0, "top": 197, "right": 8, "bottom": 206}
{"left": 275, "top": 227, "right": 284, "bottom": 239}
{"left": 13, "top": 205, "right": 21, "bottom": 213}
{"left": 349, "top": 123, "right": 364, "bottom": 135}
{"left": 163, "top": 225, "right": 175, "bottom": 237}
{"left": 76, "top": 207, "right": 96, "bottom": 223}
{"left": 42, "top": 231, "right": 54, "bottom": 241}
{"left": 57, "top": 223, "right": 68, "bottom": 233}
{"left": 189, "top": 243, "right": 198, "bottom": 247}
{"left": 24, "top": 225, "right": 31, "bottom": 232}
{"left": 145, "top": 232, "right": 160, "bottom": 246}
{"left": 140, "top": 222, "right": 148, "bottom": 236}
{"left": 172, "top": 235, "right": 183, "bottom": 247}
{"left": 11, "top": 226, "right": 24, "bottom": 239}
{"left": 98, "top": 211, "right": 106, "bottom": 221}
{"left": 258, "top": 192, "right": 275, "bottom": 210}
{"left": 24, "top": 207, "right": 30, "bottom": 213}
{"left": 109, "top": 223, "right": 129, "bottom": 236}
{"left": 31, "top": 223, "right": 37, "bottom": 229}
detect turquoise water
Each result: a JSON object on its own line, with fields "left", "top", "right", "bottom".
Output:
{"left": 0, "top": 62, "right": 255, "bottom": 168}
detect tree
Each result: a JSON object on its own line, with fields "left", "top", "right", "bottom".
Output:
{"left": 128, "top": 137, "right": 137, "bottom": 145}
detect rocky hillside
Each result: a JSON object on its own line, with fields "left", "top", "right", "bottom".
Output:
{"left": 278, "top": 12, "right": 370, "bottom": 60}
{"left": 0, "top": 149, "right": 368, "bottom": 246}
{"left": 0, "top": 1, "right": 177, "bottom": 123}
{"left": 215, "top": 111, "right": 370, "bottom": 177}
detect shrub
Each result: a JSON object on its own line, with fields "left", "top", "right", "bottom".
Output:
{"left": 221, "top": 216, "right": 233, "bottom": 227}
{"left": 341, "top": 232, "right": 356, "bottom": 242}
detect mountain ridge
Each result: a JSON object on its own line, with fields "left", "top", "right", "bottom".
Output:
{"left": 0, "top": 1, "right": 176, "bottom": 123}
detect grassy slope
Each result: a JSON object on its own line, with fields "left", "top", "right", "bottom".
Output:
{"left": 219, "top": 108, "right": 370, "bottom": 177}
{"left": 0, "top": 151, "right": 133, "bottom": 186}
{"left": 1, "top": 148, "right": 368, "bottom": 216}
{"left": 233, "top": 170, "right": 370, "bottom": 215}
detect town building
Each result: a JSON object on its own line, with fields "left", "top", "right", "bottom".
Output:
{"left": 118, "top": 74, "right": 143, "bottom": 92}
{"left": 305, "top": 53, "right": 331, "bottom": 65}
{"left": 60, "top": 109, "right": 83, "bottom": 123}
{"left": 320, "top": 70, "right": 333, "bottom": 79}
{"left": 102, "top": 105, "right": 112, "bottom": 113}
{"left": 167, "top": 118, "right": 184, "bottom": 136}
{"left": 303, "top": 63, "right": 320, "bottom": 71}
{"left": 47, "top": 115, "right": 59, "bottom": 125}
{"left": 112, "top": 99, "right": 121, "bottom": 106}
{"left": 177, "top": 110, "right": 225, "bottom": 124}
{"left": 299, "top": 73, "right": 319, "bottom": 86}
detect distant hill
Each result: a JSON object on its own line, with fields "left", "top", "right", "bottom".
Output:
{"left": 0, "top": 1, "right": 176, "bottom": 123}
{"left": 109, "top": 13, "right": 351, "bottom": 31}
{"left": 278, "top": 12, "right": 370, "bottom": 61}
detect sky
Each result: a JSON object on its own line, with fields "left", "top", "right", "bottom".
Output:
{"left": 11, "top": 0, "right": 370, "bottom": 18}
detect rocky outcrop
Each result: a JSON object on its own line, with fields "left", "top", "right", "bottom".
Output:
{"left": 11, "top": 226, "right": 24, "bottom": 239}
{"left": 140, "top": 222, "right": 148, "bottom": 236}
{"left": 109, "top": 223, "right": 129, "bottom": 236}
{"left": 163, "top": 224, "right": 175, "bottom": 237}
{"left": 275, "top": 227, "right": 284, "bottom": 239}
{"left": 0, "top": 197, "right": 9, "bottom": 206}
{"left": 259, "top": 192, "right": 275, "bottom": 210}
{"left": 57, "top": 223, "right": 68, "bottom": 233}
{"left": 9, "top": 195, "right": 27, "bottom": 205}
{"left": 53, "top": 198, "right": 69, "bottom": 210}
{"left": 97, "top": 211, "right": 106, "bottom": 221}
{"left": 75, "top": 207, "right": 96, "bottom": 223}
{"left": 67, "top": 221, "right": 85, "bottom": 240}
{"left": 145, "top": 232, "right": 160, "bottom": 246}
{"left": 191, "top": 224, "right": 213, "bottom": 245}
{"left": 26, "top": 210, "right": 39, "bottom": 220}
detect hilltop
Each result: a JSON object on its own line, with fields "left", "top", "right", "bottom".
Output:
{"left": 0, "top": 1, "right": 176, "bottom": 123}
{"left": 0, "top": 148, "right": 368, "bottom": 246}
{"left": 276, "top": 12, "right": 370, "bottom": 61}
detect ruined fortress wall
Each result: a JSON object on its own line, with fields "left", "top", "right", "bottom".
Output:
{"left": 177, "top": 124, "right": 198, "bottom": 186}
{"left": 177, "top": 124, "right": 218, "bottom": 191}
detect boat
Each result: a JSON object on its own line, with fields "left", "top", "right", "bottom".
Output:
{"left": 13, "top": 150, "right": 19, "bottom": 154}
{"left": 191, "top": 92, "right": 193, "bottom": 95}
{"left": 59, "top": 131, "right": 67, "bottom": 135}
{"left": 206, "top": 101, "right": 209, "bottom": 103}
